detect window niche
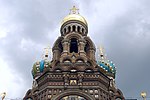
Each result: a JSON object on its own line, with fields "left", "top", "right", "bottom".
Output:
{"left": 77, "top": 26, "right": 80, "bottom": 33}
{"left": 82, "top": 28, "right": 84, "bottom": 34}
{"left": 72, "top": 25, "right": 76, "bottom": 32}
{"left": 64, "top": 28, "right": 66, "bottom": 34}
{"left": 58, "top": 42, "right": 63, "bottom": 53}
{"left": 70, "top": 38, "right": 78, "bottom": 53}
{"left": 84, "top": 43, "right": 90, "bottom": 53}
{"left": 68, "top": 26, "right": 71, "bottom": 33}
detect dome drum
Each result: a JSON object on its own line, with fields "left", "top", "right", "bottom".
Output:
{"left": 60, "top": 12, "right": 88, "bottom": 36}
{"left": 61, "top": 21, "right": 88, "bottom": 36}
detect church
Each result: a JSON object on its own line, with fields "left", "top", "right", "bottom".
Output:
{"left": 24, "top": 6, "right": 124, "bottom": 100}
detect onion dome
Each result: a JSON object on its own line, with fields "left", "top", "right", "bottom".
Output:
{"left": 97, "top": 47, "right": 116, "bottom": 78}
{"left": 32, "top": 60, "right": 51, "bottom": 79}
{"left": 61, "top": 6, "right": 88, "bottom": 26}
{"left": 97, "top": 60, "right": 116, "bottom": 78}
{"left": 31, "top": 47, "right": 51, "bottom": 79}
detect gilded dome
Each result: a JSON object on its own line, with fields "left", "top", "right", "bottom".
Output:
{"left": 61, "top": 6, "right": 87, "bottom": 26}
{"left": 61, "top": 14, "right": 88, "bottom": 26}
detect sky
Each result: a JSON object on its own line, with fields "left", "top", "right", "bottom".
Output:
{"left": 0, "top": 0, "right": 150, "bottom": 99}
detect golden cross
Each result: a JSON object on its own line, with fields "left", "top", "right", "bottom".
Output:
{"left": 70, "top": 6, "right": 79, "bottom": 14}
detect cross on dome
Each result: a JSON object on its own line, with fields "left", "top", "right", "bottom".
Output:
{"left": 99, "top": 46, "right": 106, "bottom": 60}
{"left": 70, "top": 6, "right": 79, "bottom": 14}
{"left": 42, "top": 46, "right": 51, "bottom": 60}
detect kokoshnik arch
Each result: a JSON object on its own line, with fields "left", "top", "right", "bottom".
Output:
{"left": 24, "top": 6, "right": 125, "bottom": 100}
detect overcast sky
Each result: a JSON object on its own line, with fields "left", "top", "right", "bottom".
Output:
{"left": 0, "top": 0, "right": 150, "bottom": 99}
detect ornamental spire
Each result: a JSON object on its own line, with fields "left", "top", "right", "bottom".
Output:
{"left": 99, "top": 46, "right": 107, "bottom": 61}
{"left": 42, "top": 46, "right": 52, "bottom": 60}
{"left": 69, "top": 6, "right": 79, "bottom": 14}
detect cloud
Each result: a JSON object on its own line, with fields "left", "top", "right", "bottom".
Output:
{"left": 0, "top": 57, "right": 26, "bottom": 98}
{"left": 0, "top": 0, "right": 75, "bottom": 98}
{"left": 78, "top": 0, "right": 150, "bottom": 98}
{"left": 88, "top": 0, "right": 150, "bottom": 98}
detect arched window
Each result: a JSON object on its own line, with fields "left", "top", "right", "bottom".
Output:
{"left": 77, "top": 26, "right": 80, "bottom": 32}
{"left": 64, "top": 28, "right": 66, "bottom": 33}
{"left": 82, "top": 28, "right": 84, "bottom": 33}
{"left": 58, "top": 42, "right": 63, "bottom": 53}
{"left": 84, "top": 43, "right": 90, "bottom": 53}
{"left": 70, "top": 38, "right": 78, "bottom": 53}
{"left": 68, "top": 26, "right": 71, "bottom": 32}
{"left": 72, "top": 25, "right": 76, "bottom": 32}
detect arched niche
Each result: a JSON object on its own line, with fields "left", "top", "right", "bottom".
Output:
{"left": 84, "top": 37, "right": 96, "bottom": 51}
{"left": 64, "top": 32, "right": 82, "bottom": 40}
{"left": 84, "top": 37, "right": 96, "bottom": 60}
{"left": 52, "top": 37, "right": 64, "bottom": 60}
{"left": 53, "top": 37, "right": 64, "bottom": 50}
{"left": 84, "top": 42, "right": 90, "bottom": 53}
{"left": 72, "top": 25, "right": 76, "bottom": 32}
{"left": 70, "top": 38, "right": 78, "bottom": 53}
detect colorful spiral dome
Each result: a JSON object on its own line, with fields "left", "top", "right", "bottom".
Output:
{"left": 97, "top": 60, "right": 116, "bottom": 78}
{"left": 32, "top": 59, "right": 51, "bottom": 79}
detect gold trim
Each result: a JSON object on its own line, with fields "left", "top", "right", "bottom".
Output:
{"left": 61, "top": 14, "right": 87, "bottom": 25}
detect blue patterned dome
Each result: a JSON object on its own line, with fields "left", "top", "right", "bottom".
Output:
{"left": 31, "top": 47, "right": 52, "bottom": 79}
{"left": 97, "top": 47, "right": 116, "bottom": 78}
{"left": 32, "top": 60, "right": 51, "bottom": 79}
{"left": 97, "top": 60, "right": 116, "bottom": 78}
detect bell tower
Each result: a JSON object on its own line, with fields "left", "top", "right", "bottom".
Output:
{"left": 24, "top": 6, "right": 124, "bottom": 100}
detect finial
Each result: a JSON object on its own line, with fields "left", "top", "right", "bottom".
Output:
{"left": 42, "top": 46, "right": 51, "bottom": 60}
{"left": 70, "top": 6, "right": 79, "bottom": 14}
{"left": 99, "top": 46, "right": 106, "bottom": 60}
{"left": 44, "top": 47, "right": 49, "bottom": 58}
